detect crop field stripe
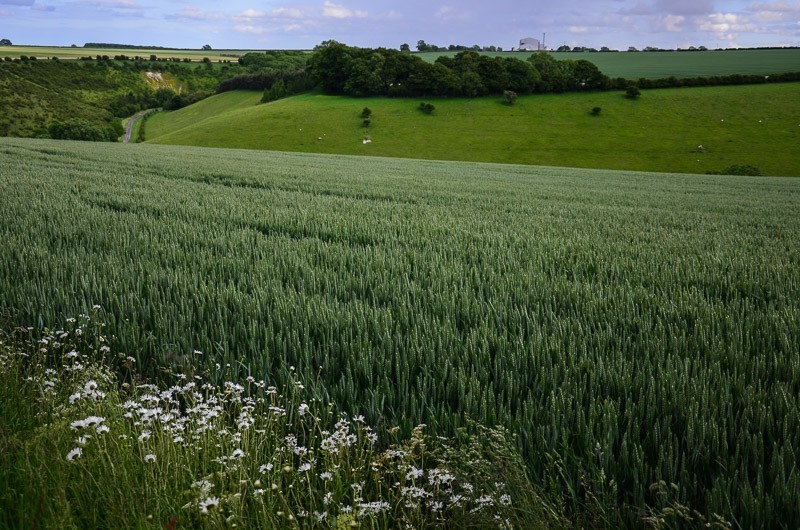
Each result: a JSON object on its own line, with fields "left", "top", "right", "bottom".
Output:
{"left": 1, "top": 138, "right": 799, "bottom": 527}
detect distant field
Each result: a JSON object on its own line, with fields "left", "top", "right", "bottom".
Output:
{"left": 2, "top": 138, "right": 799, "bottom": 527}
{"left": 0, "top": 45, "right": 302, "bottom": 61}
{"left": 146, "top": 83, "right": 800, "bottom": 176}
{"left": 4, "top": 46, "right": 798, "bottom": 76}
{"left": 416, "top": 48, "right": 800, "bottom": 79}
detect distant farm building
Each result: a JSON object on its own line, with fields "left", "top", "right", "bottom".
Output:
{"left": 519, "top": 37, "right": 542, "bottom": 51}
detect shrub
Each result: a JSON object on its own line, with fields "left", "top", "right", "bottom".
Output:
{"left": 591, "top": 107, "right": 602, "bottom": 116}
{"left": 626, "top": 85, "right": 641, "bottom": 99}
{"left": 361, "top": 107, "right": 372, "bottom": 119}
{"left": 708, "top": 164, "right": 762, "bottom": 176}
{"left": 503, "top": 90, "right": 518, "bottom": 105}
{"left": 419, "top": 102, "right": 435, "bottom": 114}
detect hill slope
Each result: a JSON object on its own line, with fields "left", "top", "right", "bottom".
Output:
{"left": 146, "top": 83, "right": 800, "bottom": 176}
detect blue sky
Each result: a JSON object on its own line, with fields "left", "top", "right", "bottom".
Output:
{"left": 2, "top": 0, "right": 799, "bottom": 50}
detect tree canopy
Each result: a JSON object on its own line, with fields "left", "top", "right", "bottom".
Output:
{"left": 307, "top": 42, "right": 611, "bottom": 98}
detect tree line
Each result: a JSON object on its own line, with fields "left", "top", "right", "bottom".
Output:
{"left": 304, "top": 41, "right": 800, "bottom": 100}
{"left": 306, "top": 41, "right": 611, "bottom": 98}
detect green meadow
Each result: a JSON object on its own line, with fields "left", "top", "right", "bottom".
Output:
{"left": 146, "top": 83, "right": 800, "bottom": 176}
{"left": 2, "top": 138, "right": 799, "bottom": 527}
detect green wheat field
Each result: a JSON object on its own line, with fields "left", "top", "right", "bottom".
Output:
{"left": 1, "top": 137, "right": 799, "bottom": 527}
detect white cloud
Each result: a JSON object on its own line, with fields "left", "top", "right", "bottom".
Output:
{"left": 659, "top": 14, "right": 686, "bottom": 32}
{"left": 699, "top": 12, "right": 758, "bottom": 40}
{"left": 322, "top": 1, "right": 366, "bottom": 19}
{"left": 435, "top": 5, "right": 453, "bottom": 18}
{"left": 569, "top": 26, "right": 589, "bottom": 34}
{"left": 234, "top": 9, "right": 265, "bottom": 22}
{"left": 234, "top": 24, "right": 265, "bottom": 34}
{"left": 80, "top": 0, "right": 140, "bottom": 9}
{"left": 176, "top": 7, "right": 221, "bottom": 21}
{"left": 272, "top": 7, "right": 305, "bottom": 19}
{"left": 0, "top": 0, "right": 35, "bottom": 5}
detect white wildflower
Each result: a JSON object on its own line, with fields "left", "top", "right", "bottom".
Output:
{"left": 199, "top": 496, "right": 219, "bottom": 514}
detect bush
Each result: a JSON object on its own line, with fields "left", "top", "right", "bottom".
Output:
{"left": 708, "top": 164, "right": 762, "bottom": 176}
{"left": 503, "top": 90, "right": 518, "bottom": 105}
{"left": 48, "top": 118, "right": 112, "bottom": 142}
{"left": 361, "top": 107, "right": 372, "bottom": 119}
{"left": 626, "top": 85, "right": 641, "bottom": 99}
{"left": 591, "top": 107, "right": 602, "bottom": 116}
{"left": 419, "top": 102, "right": 435, "bottom": 114}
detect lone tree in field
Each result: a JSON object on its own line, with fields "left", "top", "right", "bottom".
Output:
{"left": 419, "top": 102, "right": 435, "bottom": 114}
{"left": 626, "top": 85, "right": 641, "bottom": 99}
{"left": 0, "top": 39, "right": 12, "bottom": 46}
{"left": 503, "top": 90, "right": 518, "bottom": 105}
{"left": 202, "top": 44, "right": 212, "bottom": 50}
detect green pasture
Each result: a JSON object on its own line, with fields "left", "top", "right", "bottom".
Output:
{"left": 146, "top": 83, "right": 800, "bottom": 176}
{"left": 1, "top": 138, "right": 799, "bottom": 526}
{"left": 416, "top": 48, "right": 800, "bottom": 78}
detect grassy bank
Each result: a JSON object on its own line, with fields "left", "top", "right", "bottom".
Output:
{"left": 146, "top": 83, "right": 800, "bottom": 176}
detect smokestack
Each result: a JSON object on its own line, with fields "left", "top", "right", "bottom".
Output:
{"left": 542, "top": 32, "right": 546, "bottom": 50}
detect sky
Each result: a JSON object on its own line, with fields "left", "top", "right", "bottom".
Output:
{"left": 2, "top": 0, "right": 800, "bottom": 51}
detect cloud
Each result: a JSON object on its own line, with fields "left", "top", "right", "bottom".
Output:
{"left": 658, "top": 14, "right": 686, "bottom": 32}
{"left": 748, "top": 1, "right": 800, "bottom": 13}
{"left": 80, "top": 0, "right": 141, "bottom": 9}
{"left": 569, "top": 26, "right": 589, "bottom": 34}
{"left": 654, "top": 0, "right": 715, "bottom": 15}
{"left": 234, "top": 24, "right": 265, "bottom": 34}
{"left": 621, "top": 0, "right": 714, "bottom": 16}
{"left": 272, "top": 7, "right": 305, "bottom": 19}
{"left": 322, "top": 1, "right": 366, "bottom": 19}
{"left": 233, "top": 8, "right": 266, "bottom": 22}
{"left": 174, "top": 7, "right": 221, "bottom": 20}
{"left": 0, "top": 0, "right": 34, "bottom": 4}
{"left": 698, "top": 12, "right": 758, "bottom": 40}
{"left": 435, "top": 5, "right": 453, "bottom": 18}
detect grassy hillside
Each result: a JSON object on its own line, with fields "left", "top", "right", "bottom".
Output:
{"left": 2, "top": 138, "right": 799, "bottom": 527}
{"left": 0, "top": 59, "right": 226, "bottom": 137}
{"left": 417, "top": 48, "right": 800, "bottom": 79}
{"left": 146, "top": 83, "right": 800, "bottom": 176}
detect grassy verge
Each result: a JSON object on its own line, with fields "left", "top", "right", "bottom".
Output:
{"left": 146, "top": 84, "right": 800, "bottom": 176}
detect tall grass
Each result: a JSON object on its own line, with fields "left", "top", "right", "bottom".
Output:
{"left": 0, "top": 310, "right": 557, "bottom": 529}
{"left": 1, "top": 138, "right": 799, "bottom": 527}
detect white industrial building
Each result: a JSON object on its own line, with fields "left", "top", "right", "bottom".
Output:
{"left": 518, "top": 37, "right": 543, "bottom": 51}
